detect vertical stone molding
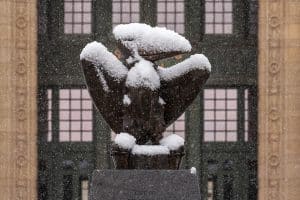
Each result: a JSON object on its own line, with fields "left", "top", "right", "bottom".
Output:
{"left": 259, "top": 0, "right": 300, "bottom": 200}
{"left": 0, "top": 0, "right": 37, "bottom": 199}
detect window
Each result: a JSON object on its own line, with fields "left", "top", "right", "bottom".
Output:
{"left": 163, "top": 113, "right": 185, "bottom": 138}
{"left": 244, "top": 89, "right": 249, "bottom": 141}
{"left": 64, "top": 0, "right": 92, "bottom": 34}
{"left": 47, "top": 89, "right": 53, "bottom": 142}
{"left": 59, "top": 89, "right": 93, "bottom": 142}
{"left": 204, "top": 89, "right": 238, "bottom": 142}
{"left": 203, "top": 88, "right": 251, "bottom": 142}
{"left": 81, "top": 179, "right": 89, "bottom": 200}
{"left": 205, "top": 0, "right": 233, "bottom": 34}
{"left": 157, "top": 0, "right": 185, "bottom": 34}
{"left": 207, "top": 178, "right": 215, "bottom": 200}
{"left": 112, "top": 0, "right": 140, "bottom": 28}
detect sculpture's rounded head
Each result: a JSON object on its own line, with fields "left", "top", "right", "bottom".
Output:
{"left": 113, "top": 23, "right": 192, "bottom": 61}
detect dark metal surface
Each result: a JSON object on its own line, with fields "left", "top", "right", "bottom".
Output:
{"left": 81, "top": 47, "right": 210, "bottom": 145}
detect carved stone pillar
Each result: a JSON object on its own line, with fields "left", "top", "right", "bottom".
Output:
{"left": 0, "top": 0, "right": 37, "bottom": 199}
{"left": 258, "top": 0, "right": 300, "bottom": 200}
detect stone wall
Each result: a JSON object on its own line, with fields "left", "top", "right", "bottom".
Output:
{"left": 0, "top": 0, "right": 299, "bottom": 199}
{"left": 0, "top": 0, "right": 37, "bottom": 199}
{"left": 258, "top": 0, "right": 300, "bottom": 199}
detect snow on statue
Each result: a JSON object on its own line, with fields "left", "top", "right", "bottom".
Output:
{"left": 80, "top": 23, "right": 211, "bottom": 148}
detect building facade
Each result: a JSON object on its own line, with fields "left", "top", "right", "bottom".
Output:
{"left": 1, "top": 0, "right": 300, "bottom": 200}
{"left": 37, "top": 1, "right": 258, "bottom": 199}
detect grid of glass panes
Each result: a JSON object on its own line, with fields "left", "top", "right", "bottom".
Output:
{"left": 47, "top": 89, "right": 53, "bottom": 142}
{"left": 205, "top": 0, "right": 233, "bottom": 34}
{"left": 59, "top": 89, "right": 93, "bottom": 142}
{"left": 157, "top": 0, "right": 185, "bottom": 34}
{"left": 163, "top": 113, "right": 185, "bottom": 138}
{"left": 249, "top": 0, "right": 258, "bottom": 35}
{"left": 64, "top": 0, "right": 92, "bottom": 34}
{"left": 112, "top": 0, "right": 140, "bottom": 28}
{"left": 244, "top": 89, "right": 249, "bottom": 141}
{"left": 204, "top": 89, "right": 238, "bottom": 142}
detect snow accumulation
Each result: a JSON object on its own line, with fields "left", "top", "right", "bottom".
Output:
{"left": 80, "top": 41, "right": 128, "bottom": 80}
{"left": 132, "top": 145, "right": 170, "bottom": 155}
{"left": 126, "top": 58, "right": 160, "bottom": 90}
{"left": 114, "top": 132, "right": 136, "bottom": 150}
{"left": 158, "top": 54, "right": 211, "bottom": 81}
{"left": 123, "top": 95, "right": 131, "bottom": 105}
{"left": 158, "top": 97, "right": 166, "bottom": 105}
{"left": 190, "top": 167, "right": 197, "bottom": 175}
{"left": 159, "top": 134, "right": 184, "bottom": 151}
{"left": 98, "top": 72, "right": 110, "bottom": 92}
{"left": 113, "top": 23, "right": 191, "bottom": 53}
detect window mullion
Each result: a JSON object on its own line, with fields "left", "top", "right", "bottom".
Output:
{"left": 237, "top": 88, "right": 245, "bottom": 142}
{"left": 52, "top": 87, "right": 60, "bottom": 143}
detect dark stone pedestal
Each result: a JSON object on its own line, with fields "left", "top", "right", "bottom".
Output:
{"left": 89, "top": 170, "right": 201, "bottom": 200}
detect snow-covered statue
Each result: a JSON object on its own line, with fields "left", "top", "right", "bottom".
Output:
{"left": 80, "top": 23, "right": 211, "bottom": 169}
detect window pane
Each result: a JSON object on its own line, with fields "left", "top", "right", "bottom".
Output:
{"left": 205, "top": 111, "right": 214, "bottom": 120}
{"left": 82, "top": 132, "right": 93, "bottom": 142}
{"left": 216, "top": 100, "right": 225, "bottom": 109}
{"left": 71, "top": 132, "right": 81, "bottom": 142}
{"left": 216, "top": 89, "right": 225, "bottom": 99}
{"left": 60, "top": 111, "right": 69, "bottom": 120}
{"left": 227, "top": 132, "right": 237, "bottom": 142}
{"left": 60, "top": 132, "right": 70, "bottom": 142}
{"left": 71, "top": 121, "right": 81, "bottom": 131}
{"left": 227, "top": 100, "right": 237, "bottom": 109}
{"left": 204, "top": 132, "right": 215, "bottom": 142}
{"left": 205, "top": 121, "right": 214, "bottom": 131}
{"left": 216, "top": 132, "right": 225, "bottom": 142}
{"left": 71, "top": 100, "right": 81, "bottom": 109}
{"left": 205, "top": 100, "right": 214, "bottom": 109}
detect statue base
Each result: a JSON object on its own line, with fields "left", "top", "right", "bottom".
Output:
{"left": 111, "top": 145, "right": 185, "bottom": 169}
{"left": 89, "top": 170, "right": 201, "bottom": 200}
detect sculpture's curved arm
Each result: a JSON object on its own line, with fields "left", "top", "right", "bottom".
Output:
{"left": 80, "top": 41, "right": 129, "bottom": 133}
{"left": 158, "top": 54, "right": 211, "bottom": 127}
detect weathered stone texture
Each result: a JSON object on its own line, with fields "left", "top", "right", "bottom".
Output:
{"left": 0, "top": 0, "right": 37, "bottom": 199}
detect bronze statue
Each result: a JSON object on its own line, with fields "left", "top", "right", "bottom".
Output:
{"left": 80, "top": 23, "right": 211, "bottom": 169}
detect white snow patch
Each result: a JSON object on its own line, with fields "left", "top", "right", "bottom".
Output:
{"left": 158, "top": 54, "right": 211, "bottom": 81}
{"left": 190, "top": 167, "right": 197, "bottom": 175}
{"left": 80, "top": 41, "right": 128, "bottom": 80}
{"left": 114, "top": 132, "right": 136, "bottom": 150}
{"left": 97, "top": 71, "right": 110, "bottom": 92}
{"left": 113, "top": 23, "right": 191, "bottom": 53}
{"left": 126, "top": 56, "right": 138, "bottom": 65}
{"left": 123, "top": 95, "right": 131, "bottom": 105}
{"left": 158, "top": 97, "right": 165, "bottom": 105}
{"left": 159, "top": 134, "right": 184, "bottom": 151}
{"left": 126, "top": 59, "right": 160, "bottom": 90}
{"left": 131, "top": 145, "right": 170, "bottom": 155}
